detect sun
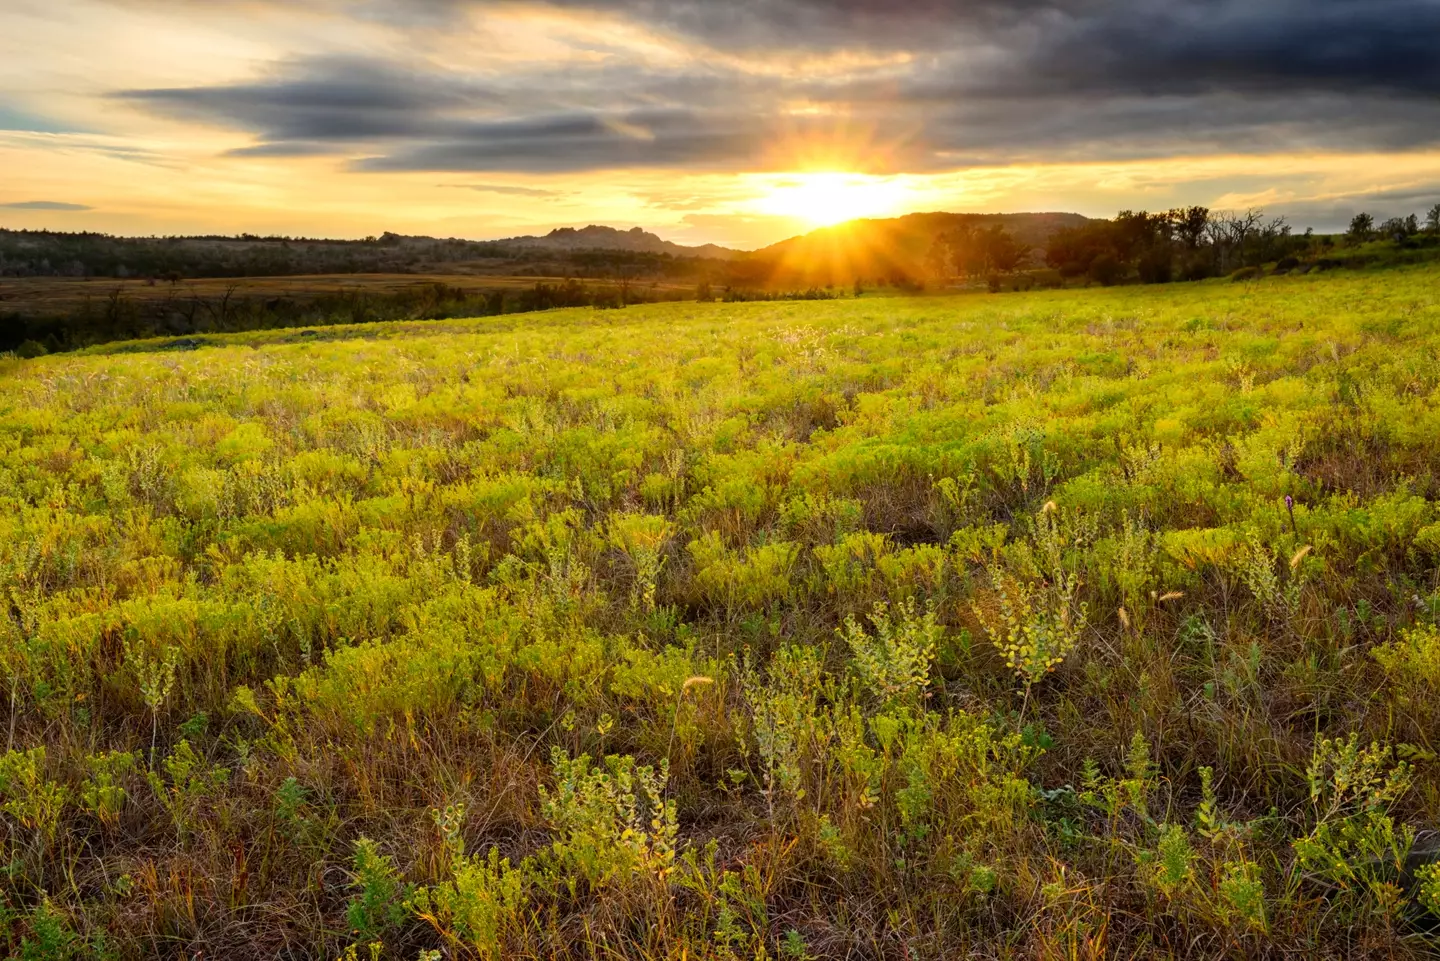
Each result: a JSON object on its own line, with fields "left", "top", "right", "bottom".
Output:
{"left": 753, "top": 172, "right": 910, "bottom": 228}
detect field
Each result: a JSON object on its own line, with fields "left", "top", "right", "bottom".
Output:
{"left": 0, "top": 273, "right": 711, "bottom": 356}
{"left": 0, "top": 274, "right": 624, "bottom": 318}
{"left": 2, "top": 266, "right": 1440, "bottom": 959}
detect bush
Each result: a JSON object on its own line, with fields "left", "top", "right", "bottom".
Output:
{"left": 15, "top": 339, "right": 47, "bottom": 358}
{"left": 1136, "top": 250, "right": 1174, "bottom": 284}
{"left": 1229, "top": 266, "right": 1262, "bottom": 282}
{"left": 1028, "top": 268, "right": 1065, "bottom": 289}
{"left": 1087, "top": 254, "right": 1122, "bottom": 286}
{"left": 1180, "top": 257, "right": 1215, "bottom": 282}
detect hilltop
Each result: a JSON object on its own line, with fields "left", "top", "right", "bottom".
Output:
{"left": 497, "top": 225, "right": 738, "bottom": 260}
{"left": 752, "top": 211, "right": 1094, "bottom": 286}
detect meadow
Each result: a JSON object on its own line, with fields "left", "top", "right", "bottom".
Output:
{"left": 1, "top": 264, "right": 1439, "bottom": 959}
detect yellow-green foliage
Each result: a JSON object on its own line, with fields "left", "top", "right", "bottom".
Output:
{"left": 2, "top": 267, "right": 1439, "bottom": 957}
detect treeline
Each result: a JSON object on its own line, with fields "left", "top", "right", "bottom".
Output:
{"left": 1044, "top": 207, "right": 1311, "bottom": 284}
{"left": 1, "top": 280, "right": 698, "bottom": 355}
{"left": 706, "top": 284, "right": 842, "bottom": 303}
{"left": 0, "top": 229, "right": 448, "bottom": 278}
{"left": 927, "top": 203, "right": 1440, "bottom": 288}
{"left": 0, "top": 229, "right": 733, "bottom": 282}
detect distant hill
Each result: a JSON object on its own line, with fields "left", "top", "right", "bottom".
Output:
{"left": 1, "top": 213, "right": 1085, "bottom": 283}
{"left": 500, "top": 225, "right": 738, "bottom": 260}
{"left": 750, "top": 212, "right": 1094, "bottom": 286}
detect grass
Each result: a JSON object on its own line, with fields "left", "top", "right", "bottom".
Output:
{"left": 0, "top": 274, "right": 699, "bottom": 317}
{"left": 1, "top": 265, "right": 1439, "bottom": 959}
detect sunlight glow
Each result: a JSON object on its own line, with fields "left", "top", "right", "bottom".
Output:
{"left": 753, "top": 173, "right": 911, "bottom": 228}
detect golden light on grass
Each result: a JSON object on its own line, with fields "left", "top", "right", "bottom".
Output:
{"left": 753, "top": 172, "right": 911, "bottom": 228}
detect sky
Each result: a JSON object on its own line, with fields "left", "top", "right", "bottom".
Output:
{"left": 3, "top": 0, "right": 1440, "bottom": 249}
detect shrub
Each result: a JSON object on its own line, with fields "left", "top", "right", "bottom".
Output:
{"left": 973, "top": 505, "right": 1088, "bottom": 695}
{"left": 1087, "top": 254, "right": 1122, "bottom": 286}
{"left": 839, "top": 598, "right": 940, "bottom": 706}
{"left": 0, "top": 748, "right": 68, "bottom": 839}
{"left": 347, "top": 838, "right": 411, "bottom": 942}
{"left": 1293, "top": 734, "right": 1415, "bottom": 910}
{"left": 540, "top": 749, "right": 677, "bottom": 890}
{"left": 408, "top": 846, "right": 526, "bottom": 960}
{"left": 1180, "top": 256, "right": 1215, "bottom": 281}
{"left": 1137, "top": 250, "right": 1174, "bottom": 284}
{"left": 738, "top": 645, "right": 824, "bottom": 818}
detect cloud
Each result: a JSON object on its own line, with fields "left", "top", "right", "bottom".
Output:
{"left": 0, "top": 200, "right": 94, "bottom": 211}
{"left": 115, "top": 55, "right": 494, "bottom": 143}
{"left": 106, "top": 1, "right": 1440, "bottom": 174}
{"left": 445, "top": 183, "right": 568, "bottom": 198}
{"left": 1008, "top": 1, "right": 1440, "bottom": 98}
{"left": 1265, "top": 180, "right": 1440, "bottom": 232}
{"left": 350, "top": 109, "right": 780, "bottom": 173}
{"left": 0, "top": 104, "right": 79, "bottom": 134}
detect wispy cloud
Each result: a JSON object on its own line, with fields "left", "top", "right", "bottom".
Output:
{"left": 444, "top": 183, "right": 568, "bottom": 198}
{"left": 1, "top": 200, "right": 94, "bottom": 211}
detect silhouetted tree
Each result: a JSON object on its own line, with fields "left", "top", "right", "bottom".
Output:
{"left": 925, "top": 235, "right": 954, "bottom": 282}
{"left": 983, "top": 226, "right": 1029, "bottom": 274}
{"left": 1168, "top": 206, "right": 1210, "bottom": 249}
{"left": 1347, "top": 212, "right": 1375, "bottom": 244}
{"left": 1379, "top": 214, "right": 1421, "bottom": 241}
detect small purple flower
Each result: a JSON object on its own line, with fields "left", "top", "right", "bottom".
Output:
{"left": 1284, "top": 495, "right": 1298, "bottom": 534}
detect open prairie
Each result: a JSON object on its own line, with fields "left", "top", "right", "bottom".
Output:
{"left": 2, "top": 266, "right": 1439, "bottom": 958}
{"left": 0, "top": 273, "right": 695, "bottom": 317}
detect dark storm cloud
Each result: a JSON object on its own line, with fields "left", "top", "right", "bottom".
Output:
{"left": 110, "top": 0, "right": 1440, "bottom": 172}
{"left": 1019, "top": 0, "right": 1440, "bottom": 98}
{"left": 352, "top": 109, "right": 775, "bottom": 173}
{"left": 116, "top": 56, "right": 493, "bottom": 143}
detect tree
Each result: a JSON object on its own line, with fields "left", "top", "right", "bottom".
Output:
{"left": 1427, "top": 203, "right": 1440, "bottom": 234}
{"left": 1046, "top": 221, "right": 1118, "bottom": 278}
{"left": 1347, "top": 213, "right": 1374, "bottom": 244}
{"left": 982, "top": 225, "right": 1029, "bottom": 274}
{"left": 1255, "top": 215, "right": 1293, "bottom": 264}
{"left": 948, "top": 224, "right": 986, "bottom": 280}
{"left": 1111, "top": 210, "right": 1164, "bottom": 263}
{"left": 1168, "top": 206, "right": 1210, "bottom": 249}
{"left": 1379, "top": 216, "right": 1416, "bottom": 241}
{"left": 1087, "top": 254, "right": 1122, "bottom": 286}
{"left": 925, "top": 235, "right": 954, "bottom": 283}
